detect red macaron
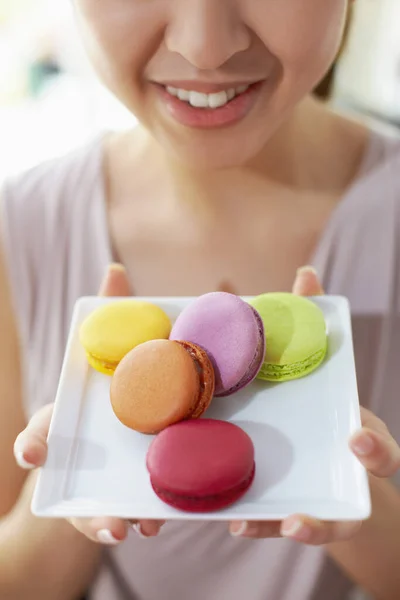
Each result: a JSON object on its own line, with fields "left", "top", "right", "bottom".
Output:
{"left": 146, "top": 419, "right": 255, "bottom": 512}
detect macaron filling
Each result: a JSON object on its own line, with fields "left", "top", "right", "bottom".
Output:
{"left": 176, "top": 341, "right": 215, "bottom": 419}
{"left": 216, "top": 307, "right": 266, "bottom": 397}
{"left": 86, "top": 353, "right": 119, "bottom": 375}
{"left": 259, "top": 344, "right": 327, "bottom": 382}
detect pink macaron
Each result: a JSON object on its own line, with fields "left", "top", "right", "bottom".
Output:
{"left": 146, "top": 419, "right": 255, "bottom": 512}
{"left": 170, "top": 292, "right": 265, "bottom": 396}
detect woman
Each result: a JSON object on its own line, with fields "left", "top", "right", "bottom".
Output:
{"left": 1, "top": 1, "right": 400, "bottom": 599}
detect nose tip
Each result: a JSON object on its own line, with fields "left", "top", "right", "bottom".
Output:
{"left": 165, "top": 7, "right": 251, "bottom": 71}
{"left": 168, "top": 42, "right": 248, "bottom": 72}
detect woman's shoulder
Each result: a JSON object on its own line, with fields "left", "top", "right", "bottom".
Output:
{"left": 339, "top": 118, "right": 400, "bottom": 215}
{"left": 316, "top": 119, "right": 400, "bottom": 290}
{"left": 359, "top": 118, "right": 400, "bottom": 177}
{"left": 2, "top": 134, "right": 105, "bottom": 210}
{"left": 0, "top": 133, "right": 109, "bottom": 347}
{"left": 1, "top": 133, "right": 107, "bottom": 277}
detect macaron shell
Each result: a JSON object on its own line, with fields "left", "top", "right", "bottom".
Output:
{"left": 80, "top": 300, "right": 171, "bottom": 368}
{"left": 170, "top": 292, "right": 264, "bottom": 396}
{"left": 249, "top": 293, "right": 327, "bottom": 382}
{"left": 110, "top": 340, "right": 203, "bottom": 434}
{"left": 146, "top": 419, "right": 255, "bottom": 500}
{"left": 217, "top": 305, "right": 266, "bottom": 396}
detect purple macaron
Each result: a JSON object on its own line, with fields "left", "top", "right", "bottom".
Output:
{"left": 170, "top": 292, "right": 266, "bottom": 397}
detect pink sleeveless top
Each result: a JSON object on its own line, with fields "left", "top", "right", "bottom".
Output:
{"left": 2, "top": 126, "right": 400, "bottom": 600}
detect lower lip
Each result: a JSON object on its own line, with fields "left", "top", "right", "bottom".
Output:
{"left": 157, "top": 83, "right": 263, "bottom": 129}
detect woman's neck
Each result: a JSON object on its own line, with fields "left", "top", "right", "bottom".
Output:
{"left": 106, "top": 96, "right": 369, "bottom": 295}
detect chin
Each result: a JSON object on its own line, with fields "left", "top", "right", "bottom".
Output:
{"left": 153, "top": 124, "right": 271, "bottom": 170}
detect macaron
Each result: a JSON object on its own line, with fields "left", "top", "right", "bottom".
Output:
{"left": 146, "top": 419, "right": 255, "bottom": 512}
{"left": 79, "top": 300, "right": 171, "bottom": 375}
{"left": 110, "top": 339, "right": 215, "bottom": 434}
{"left": 170, "top": 292, "right": 265, "bottom": 397}
{"left": 249, "top": 292, "right": 327, "bottom": 382}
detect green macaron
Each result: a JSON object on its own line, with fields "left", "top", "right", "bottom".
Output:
{"left": 248, "top": 293, "right": 327, "bottom": 382}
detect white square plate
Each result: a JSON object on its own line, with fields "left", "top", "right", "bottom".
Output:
{"left": 32, "top": 296, "right": 371, "bottom": 522}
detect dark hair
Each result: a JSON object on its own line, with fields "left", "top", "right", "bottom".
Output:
{"left": 313, "top": 5, "right": 353, "bottom": 100}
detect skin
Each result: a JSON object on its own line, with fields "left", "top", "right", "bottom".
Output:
{"left": 75, "top": 0, "right": 349, "bottom": 169}
{"left": 1, "top": 0, "right": 400, "bottom": 597}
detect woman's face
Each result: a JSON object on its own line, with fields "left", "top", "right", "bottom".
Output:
{"left": 75, "top": 0, "right": 349, "bottom": 168}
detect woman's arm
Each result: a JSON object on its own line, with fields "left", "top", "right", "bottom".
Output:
{"left": 0, "top": 472, "right": 101, "bottom": 600}
{"left": 328, "top": 476, "right": 400, "bottom": 600}
{"left": 0, "top": 228, "right": 27, "bottom": 516}
{"left": 0, "top": 230, "right": 101, "bottom": 600}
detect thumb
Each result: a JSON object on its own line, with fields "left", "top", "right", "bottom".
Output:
{"left": 99, "top": 264, "right": 132, "bottom": 297}
{"left": 292, "top": 266, "right": 324, "bottom": 297}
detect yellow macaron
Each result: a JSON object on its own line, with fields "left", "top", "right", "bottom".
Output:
{"left": 79, "top": 300, "right": 172, "bottom": 375}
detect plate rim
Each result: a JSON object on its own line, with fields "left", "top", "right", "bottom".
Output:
{"left": 32, "top": 294, "right": 371, "bottom": 521}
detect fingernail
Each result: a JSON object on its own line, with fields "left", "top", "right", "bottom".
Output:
{"left": 131, "top": 523, "right": 149, "bottom": 539}
{"left": 296, "top": 265, "right": 317, "bottom": 276}
{"left": 281, "top": 519, "right": 311, "bottom": 542}
{"left": 15, "top": 451, "right": 36, "bottom": 470}
{"left": 96, "top": 529, "right": 121, "bottom": 545}
{"left": 351, "top": 433, "right": 375, "bottom": 456}
{"left": 230, "top": 521, "right": 248, "bottom": 537}
{"left": 110, "top": 263, "right": 126, "bottom": 273}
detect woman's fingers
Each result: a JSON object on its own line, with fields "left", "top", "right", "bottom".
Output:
{"left": 99, "top": 263, "right": 131, "bottom": 297}
{"left": 69, "top": 517, "right": 130, "bottom": 545}
{"left": 14, "top": 403, "right": 54, "bottom": 468}
{"left": 229, "top": 520, "right": 281, "bottom": 538}
{"left": 14, "top": 263, "right": 163, "bottom": 547}
{"left": 13, "top": 263, "right": 131, "bottom": 472}
{"left": 231, "top": 270, "right": 380, "bottom": 546}
{"left": 280, "top": 515, "right": 361, "bottom": 545}
{"left": 68, "top": 518, "right": 165, "bottom": 545}
{"left": 131, "top": 520, "right": 166, "bottom": 538}
{"left": 15, "top": 264, "right": 160, "bottom": 546}
{"left": 292, "top": 266, "right": 324, "bottom": 297}
{"left": 229, "top": 516, "right": 360, "bottom": 545}
{"left": 350, "top": 408, "right": 400, "bottom": 478}
{"left": 293, "top": 271, "right": 400, "bottom": 476}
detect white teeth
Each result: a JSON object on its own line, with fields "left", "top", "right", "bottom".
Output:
{"left": 166, "top": 86, "right": 178, "bottom": 96}
{"left": 208, "top": 91, "right": 228, "bottom": 109}
{"left": 178, "top": 89, "right": 191, "bottom": 101}
{"left": 189, "top": 91, "right": 209, "bottom": 108}
{"left": 165, "top": 84, "right": 251, "bottom": 108}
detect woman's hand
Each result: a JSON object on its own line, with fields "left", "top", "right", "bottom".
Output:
{"left": 13, "top": 264, "right": 164, "bottom": 546}
{"left": 229, "top": 266, "right": 400, "bottom": 544}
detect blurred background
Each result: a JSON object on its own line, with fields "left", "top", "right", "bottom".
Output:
{"left": 1, "top": 0, "right": 400, "bottom": 181}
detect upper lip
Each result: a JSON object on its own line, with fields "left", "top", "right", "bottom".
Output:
{"left": 154, "top": 80, "right": 262, "bottom": 93}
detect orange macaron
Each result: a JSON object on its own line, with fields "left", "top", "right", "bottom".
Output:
{"left": 110, "top": 339, "right": 215, "bottom": 434}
